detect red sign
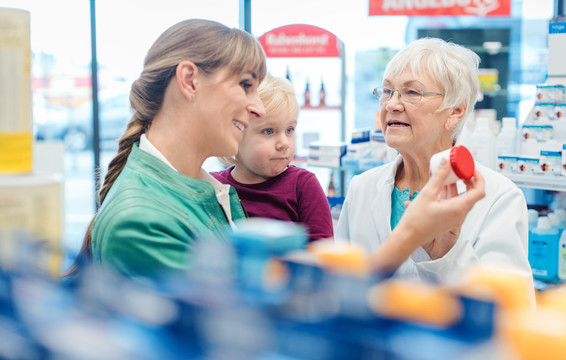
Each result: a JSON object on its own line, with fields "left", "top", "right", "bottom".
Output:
{"left": 369, "top": 0, "right": 511, "bottom": 17}
{"left": 258, "top": 24, "right": 342, "bottom": 58}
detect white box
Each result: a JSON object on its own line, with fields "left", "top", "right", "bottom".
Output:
{"left": 540, "top": 150, "right": 562, "bottom": 176}
{"left": 307, "top": 154, "right": 342, "bottom": 167}
{"left": 351, "top": 129, "right": 371, "bottom": 143}
{"left": 518, "top": 156, "right": 541, "bottom": 175}
{"left": 308, "top": 141, "right": 347, "bottom": 157}
{"left": 497, "top": 155, "right": 518, "bottom": 173}
{"left": 346, "top": 142, "right": 370, "bottom": 157}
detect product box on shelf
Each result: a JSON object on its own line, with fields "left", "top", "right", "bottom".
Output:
{"left": 497, "top": 155, "right": 518, "bottom": 174}
{"left": 308, "top": 141, "right": 347, "bottom": 157}
{"left": 307, "top": 154, "right": 343, "bottom": 167}
{"left": 536, "top": 84, "right": 565, "bottom": 104}
{"left": 370, "top": 130, "right": 398, "bottom": 163}
{"left": 308, "top": 141, "right": 347, "bottom": 167}
{"left": 518, "top": 156, "right": 541, "bottom": 175}
{"left": 341, "top": 142, "right": 370, "bottom": 168}
{"left": 522, "top": 124, "right": 554, "bottom": 142}
{"left": 346, "top": 142, "right": 370, "bottom": 156}
{"left": 351, "top": 129, "right": 371, "bottom": 144}
{"left": 535, "top": 103, "right": 557, "bottom": 121}
{"left": 540, "top": 150, "right": 563, "bottom": 176}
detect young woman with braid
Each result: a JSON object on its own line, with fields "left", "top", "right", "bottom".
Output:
{"left": 63, "top": 19, "right": 485, "bottom": 284}
{"left": 63, "top": 19, "right": 267, "bottom": 282}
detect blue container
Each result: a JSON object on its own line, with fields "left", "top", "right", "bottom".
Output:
{"left": 529, "top": 216, "right": 561, "bottom": 282}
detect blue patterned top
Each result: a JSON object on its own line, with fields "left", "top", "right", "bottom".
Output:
{"left": 391, "top": 186, "right": 419, "bottom": 230}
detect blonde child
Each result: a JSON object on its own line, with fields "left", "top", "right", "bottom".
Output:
{"left": 212, "top": 74, "right": 333, "bottom": 241}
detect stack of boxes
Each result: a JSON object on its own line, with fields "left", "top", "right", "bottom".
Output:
{"left": 497, "top": 84, "right": 566, "bottom": 177}
{"left": 308, "top": 129, "right": 396, "bottom": 170}
{"left": 307, "top": 141, "right": 347, "bottom": 167}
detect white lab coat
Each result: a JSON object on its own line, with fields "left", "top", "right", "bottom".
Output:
{"left": 336, "top": 155, "right": 535, "bottom": 305}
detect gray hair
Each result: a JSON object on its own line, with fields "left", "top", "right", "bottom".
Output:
{"left": 383, "top": 37, "right": 480, "bottom": 140}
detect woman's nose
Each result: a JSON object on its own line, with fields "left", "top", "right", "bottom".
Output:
{"left": 385, "top": 92, "right": 404, "bottom": 111}
{"left": 248, "top": 94, "right": 266, "bottom": 119}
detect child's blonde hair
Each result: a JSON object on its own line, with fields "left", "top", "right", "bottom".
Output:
{"left": 220, "top": 73, "right": 299, "bottom": 166}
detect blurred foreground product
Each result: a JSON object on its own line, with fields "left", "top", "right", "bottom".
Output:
{"left": 458, "top": 265, "right": 544, "bottom": 360}
{"left": 459, "top": 264, "right": 536, "bottom": 312}
{"left": 501, "top": 288, "right": 566, "bottom": 360}
{"left": 0, "top": 218, "right": 503, "bottom": 360}
{"left": 0, "top": 8, "right": 32, "bottom": 173}
{"left": 230, "top": 218, "right": 308, "bottom": 294}
{"left": 368, "top": 279, "right": 462, "bottom": 327}
{"left": 308, "top": 240, "right": 367, "bottom": 277}
{"left": 0, "top": 173, "right": 64, "bottom": 276}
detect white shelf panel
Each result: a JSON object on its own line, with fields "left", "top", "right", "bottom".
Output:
{"left": 505, "top": 173, "right": 566, "bottom": 192}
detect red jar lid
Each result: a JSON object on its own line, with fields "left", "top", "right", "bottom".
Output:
{"left": 449, "top": 145, "right": 475, "bottom": 180}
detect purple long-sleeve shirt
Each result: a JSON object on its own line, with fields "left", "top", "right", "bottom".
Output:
{"left": 211, "top": 165, "right": 333, "bottom": 241}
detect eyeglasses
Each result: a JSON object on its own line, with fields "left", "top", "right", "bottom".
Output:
{"left": 372, "top": 86, "right": 444, "bottom": 103}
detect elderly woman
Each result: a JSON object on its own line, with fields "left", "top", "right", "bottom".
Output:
{"left": 336, "top": 38, "right": 533, "bottom": 304}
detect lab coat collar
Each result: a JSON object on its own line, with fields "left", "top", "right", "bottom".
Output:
{"left": 370, "top": 155, "right": 402, "bottom": 238}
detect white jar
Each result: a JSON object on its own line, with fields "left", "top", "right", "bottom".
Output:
{"left": 430, "top": 145, "right": 475, "bottom": 185}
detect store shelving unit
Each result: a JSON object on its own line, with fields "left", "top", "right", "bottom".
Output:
{"left": 505, "top": 174, "right": 566, "bottom": 192}
{"left": 504, "top": 21, "right": 566, "bottom": 194}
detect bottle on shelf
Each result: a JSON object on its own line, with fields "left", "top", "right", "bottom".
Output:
{"left": 319, "top": 77, "right": 326, "bottom": 107}
{"left": 529, "top": 215, "right": 561, "bottom": 283}
{"left": 0, "top": 8, "right": 32, "bottom": 173}
{"left": 559, "top": 229, "right": 566, "bottom": 281}
{"left": 304, "top": 78, "right": 311, "bottom": 107}
{"left": 469, "top": 117, "right": 496, "bottom": 170}
{"left": 285, "top": 66, "right": 292, "bottom": 83}
{"left": 496, "top": 117, "right": 518, "bottom": 156}
{"left": 528, "top": 209, "right": 539, "bottom": 231}
{"left": 327, "top": 170, "right": 336, "bottom": 197}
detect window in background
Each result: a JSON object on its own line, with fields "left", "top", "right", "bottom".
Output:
{"left": 94, "top": 0, "right": 239, "bottom": 182}
{"left": 0, "top": 0, "right": 239, "bottom": 270}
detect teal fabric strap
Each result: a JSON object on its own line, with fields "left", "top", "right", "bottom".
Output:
{"left": 391, "top": 186, "right": 419, "bottom": 230}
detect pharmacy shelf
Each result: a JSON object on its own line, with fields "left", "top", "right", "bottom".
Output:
{"left": 305, "top": 163, "right": 372, "bottom": 173}
{"left": 505, "top": 173, "right": 566, "bottom": 192}
{"left": 300, "top": 105, "right": 342, "bottom": 111}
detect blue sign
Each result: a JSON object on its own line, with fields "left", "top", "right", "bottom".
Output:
{"left": 549, "top": 22, "right": 566, "bottom": 34}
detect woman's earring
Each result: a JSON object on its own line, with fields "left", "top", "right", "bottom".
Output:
{"left": 191, "top": 93, "right": 196, "bottom": 100}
